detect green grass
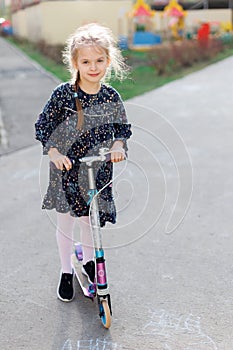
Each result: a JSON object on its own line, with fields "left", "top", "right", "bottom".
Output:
{"left": 111, "top": 66, "right": 174, "bottom": 99}
{"left": 6, "top": 36, "right": 233, "bottom": 100}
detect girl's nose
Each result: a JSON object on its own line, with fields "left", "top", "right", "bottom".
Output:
{"left": 90, "top": 62, "right": 97, "bottom": 71}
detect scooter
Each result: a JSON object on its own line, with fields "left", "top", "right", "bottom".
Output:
{"left": 71, "top": 148, "right": 112, "bottom": 329}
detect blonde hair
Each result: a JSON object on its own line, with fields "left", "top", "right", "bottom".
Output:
{"left": 63, "top": 23, "right": 128, "bottom": 83}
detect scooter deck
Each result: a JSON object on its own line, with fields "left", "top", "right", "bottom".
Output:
{"left": 71, "top": 253, "right": 96, "bottom": 300}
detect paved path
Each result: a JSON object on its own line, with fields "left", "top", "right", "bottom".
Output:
{"left": 0, "top": 38, "right": 59, "bottom": 155}
{"left": 1, "top": 36, "right": 233, "bottom": 349}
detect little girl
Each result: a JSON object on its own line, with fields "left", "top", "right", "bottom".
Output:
{"left": 35, "top": 23, "right": 132, "bottom": 302}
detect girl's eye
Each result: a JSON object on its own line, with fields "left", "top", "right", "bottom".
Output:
{"left": 83, "top": 61, "right": 88, "bottom": 64}
{"left": 98, "top": 59, "right": 104, "bottom": 63}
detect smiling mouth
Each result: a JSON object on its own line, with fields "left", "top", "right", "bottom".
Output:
{"left": 89, "top": 73, "right": 99, "bottom": 77}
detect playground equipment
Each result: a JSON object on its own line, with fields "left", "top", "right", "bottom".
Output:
{"left": 162, "top": 0, "right": 186, "bottom": 40}
{"left": 128, "top": 0, "right": 161, "bottom": 49}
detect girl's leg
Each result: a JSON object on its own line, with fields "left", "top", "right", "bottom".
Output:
{"left": 56, "top": 212, "right": 76, "bottom": 274}
{"left": 77, "top": 216, "right": 94, "bottom": 264}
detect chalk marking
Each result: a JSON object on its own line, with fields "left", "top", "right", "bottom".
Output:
{"left": 62, "top": 339, "right": 72, "bottom": 350}
{"left": 77, "top": 339, "right": 120, "bottom": 350}
{"left": 11, "top": 168, "right": 38, "bottom": 180}
{"left": 164, "top": 345, "right": 172, "bottom": 350}
{"left": 60, "top": 339, "right": 121, "bottom": 350}
{"left": 142, "top": 309, "right": 218, "bottom": 350}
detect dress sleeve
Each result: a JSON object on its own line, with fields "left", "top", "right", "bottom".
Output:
{"left": 113, "top": 93, "right": 132, "bottom": 149}
{"left": 35, "top": 87, "right": 64, "bottom": 154}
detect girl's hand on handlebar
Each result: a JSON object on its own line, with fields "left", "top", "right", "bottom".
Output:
{"left": 48, "top": 148, "right": 72, "bottom": 171}
{"left": 110, "top": 141, "right": 125, "bottom": 163}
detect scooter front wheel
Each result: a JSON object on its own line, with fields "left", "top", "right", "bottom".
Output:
{"left": 99, "top": 300, "right": 111, "bottom": 328}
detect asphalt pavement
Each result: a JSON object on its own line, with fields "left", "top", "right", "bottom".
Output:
{"left": 1, "top": 36, "right": 233, "bottom": 350}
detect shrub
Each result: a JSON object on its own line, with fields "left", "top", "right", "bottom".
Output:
{"left": 148, "top": 38, "right": 224, "bottom": 75}
{"left": 171, "top": 40, "right": 199, "bottom": 68}
{"left": 148, "top": 43, "right": 174, "bottom": 75}
{"left": 221, "top": 33, "right": 233, "bottom": 49}
{"left": 37, "top": 40, "right": 64, "bottom": 64}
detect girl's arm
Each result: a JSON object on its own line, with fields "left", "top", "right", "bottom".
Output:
{"left": 35, "top": 85, "right": 73, "bottom": 170}
{"left": 111, "top": 93, "right": 132, "bottom": 162}
{"left": 35, "top": 86, "right": 64, "bottom": 155}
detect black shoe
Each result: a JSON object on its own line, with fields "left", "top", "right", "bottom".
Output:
{"left": 82, "top": 261, "right": 95, "bottom": 283}
{"left": 57, "top": 271, "right": 75, "bottom": 302}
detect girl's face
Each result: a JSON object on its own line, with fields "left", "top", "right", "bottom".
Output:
{"left": 74, "top": 46, "right": 110, "bottom": 87}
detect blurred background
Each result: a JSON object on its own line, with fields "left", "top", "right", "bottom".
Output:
{"left": 1, "top": 0, "right": 232, "bottom": 104}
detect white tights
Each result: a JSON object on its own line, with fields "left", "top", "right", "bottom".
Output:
{"left": 56, "top": 212, "right": 94, "bottom": 273}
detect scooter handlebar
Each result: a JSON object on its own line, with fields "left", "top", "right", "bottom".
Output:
{"left": 77, "top": 148, "right": 111, "bottom": 164}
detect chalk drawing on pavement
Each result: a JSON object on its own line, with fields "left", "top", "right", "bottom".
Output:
{"left": 61, "top": 339, "right": 121, "bottom": 350}
{"left": 77, "top": 339, "right": 121, "bottom": 349}
{"left": 142, "top": 309, "right": 218, "bottom": 350}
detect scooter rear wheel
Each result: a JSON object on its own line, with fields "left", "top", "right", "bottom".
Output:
{"left": 99, "top": 300, "right": 111, "bottom": 328}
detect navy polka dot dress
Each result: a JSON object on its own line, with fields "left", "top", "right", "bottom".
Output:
{"left": 35, "top": 82, "right": 132, "bottom": 226}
